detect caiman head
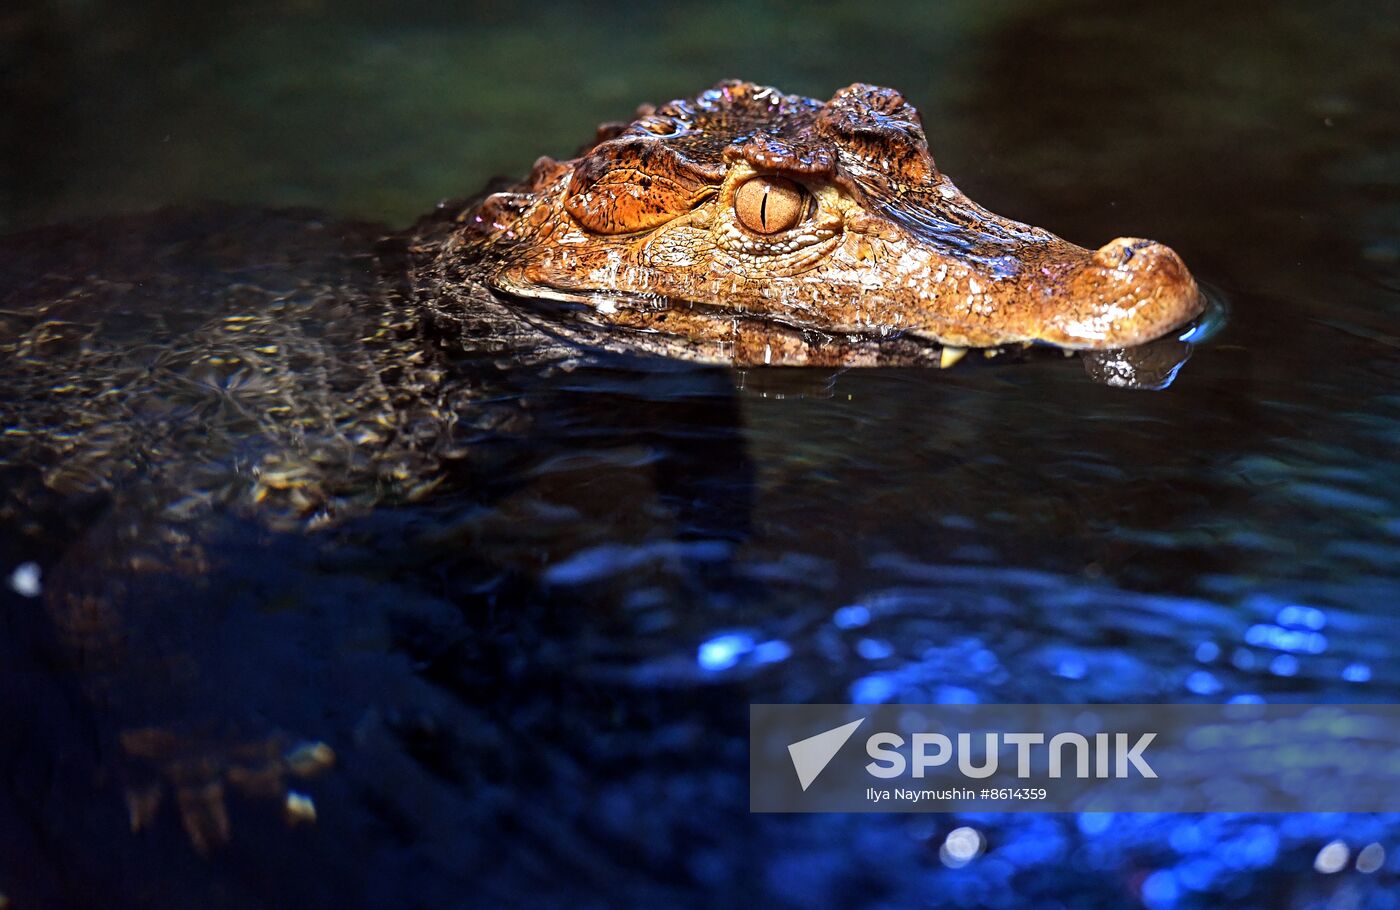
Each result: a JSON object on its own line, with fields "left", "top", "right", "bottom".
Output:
{"left": 451, "top": 80, "right": 1204, "bottom": 367}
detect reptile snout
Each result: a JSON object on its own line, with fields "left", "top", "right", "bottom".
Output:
{"left": 1039, "top": 236, "right": 1202, "bottom": 349}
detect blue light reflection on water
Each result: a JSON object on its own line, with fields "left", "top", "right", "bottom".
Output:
{"left": 698, "top": 633, "right": 753, "bottom": 672}
{"left": 680, "top": 545, "right": 1400, "bottom": 905}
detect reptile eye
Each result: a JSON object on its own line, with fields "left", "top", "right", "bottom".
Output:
{"left": 734, "top": 176, "right": 806, "bottom": 235}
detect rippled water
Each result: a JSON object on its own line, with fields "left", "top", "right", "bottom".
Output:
{"left": 2, "top": 1, "right": 1399, "bottom": 907}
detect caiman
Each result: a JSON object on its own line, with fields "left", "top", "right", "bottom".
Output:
{"left": 0, "top": 81, "right": 1205, "bottom": 865}
{"left": 2, "top": 79, "right": 1205, "bottom": 526}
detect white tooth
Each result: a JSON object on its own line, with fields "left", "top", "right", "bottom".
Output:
{"left": 940, "top": 346, "right": 968, "bottom": 369}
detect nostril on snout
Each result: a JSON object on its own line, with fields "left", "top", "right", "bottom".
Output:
{"left": 1092, "top": 237, "right": 1185, "bottom": 278}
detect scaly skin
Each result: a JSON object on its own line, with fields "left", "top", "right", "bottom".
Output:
{"left": 443, "top": 80, "right": 1203, "bottom": 360}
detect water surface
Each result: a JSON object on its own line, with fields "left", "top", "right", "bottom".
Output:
{"left": 2, "top": 1, "right": 1399, "bottom": 907}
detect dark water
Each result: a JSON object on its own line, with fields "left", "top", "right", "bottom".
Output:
{"left": 2, "top": 1, "right": 1400, "bottom": 907}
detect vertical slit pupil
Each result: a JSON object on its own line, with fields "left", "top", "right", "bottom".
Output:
{"left": 759, "top": 187, "right": 768, "bottom": 230}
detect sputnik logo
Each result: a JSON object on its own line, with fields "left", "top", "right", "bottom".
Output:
{"left": 787, "top": 718, "right": 866, "bottom": 791}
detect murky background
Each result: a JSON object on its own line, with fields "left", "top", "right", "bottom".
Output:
{"left": 2, "top": 0, "right": 1400, "bottom": 907}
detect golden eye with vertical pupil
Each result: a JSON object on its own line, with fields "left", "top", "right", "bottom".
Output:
{"left": 734, "top": 176, "right": 806, "bottom": 234}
